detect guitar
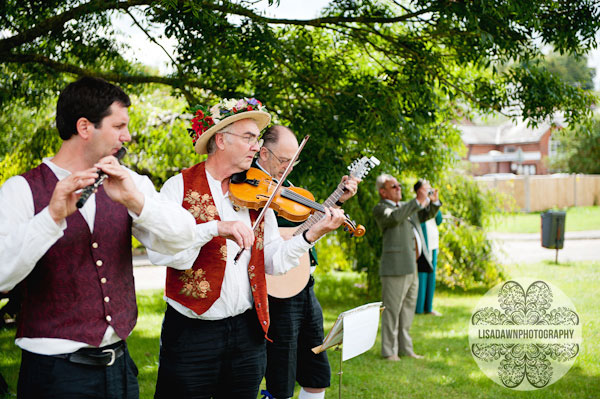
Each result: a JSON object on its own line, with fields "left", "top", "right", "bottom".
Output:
{"left": 266, "top": 156, "right": 380, "bottom": 298}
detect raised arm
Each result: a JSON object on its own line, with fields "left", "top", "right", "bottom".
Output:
{"left": 373, "top": 199, "right": 422, "bottom": 230}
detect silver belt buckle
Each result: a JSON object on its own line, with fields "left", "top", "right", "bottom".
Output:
{"left": 102, "top": 348, "right": 116, "bottom": 366}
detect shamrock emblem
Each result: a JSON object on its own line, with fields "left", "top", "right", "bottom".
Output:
{"left": 469, "top": 279, "right": 580, "bottom": 390}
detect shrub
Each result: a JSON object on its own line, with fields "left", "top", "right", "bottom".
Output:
{"left": 437, "top": 220, "right": 504, "bottom": 290}
{"left": 435, "top": 172, "right": 507, "bottom": 290}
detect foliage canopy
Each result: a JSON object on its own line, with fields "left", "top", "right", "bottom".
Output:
{"left": 2, "top": 0, "right": 600, "bottom": 291}
{"left": 2, "top": 0, "right": 599, "bottom": 177}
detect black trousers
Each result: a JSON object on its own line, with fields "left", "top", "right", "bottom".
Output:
{"left": 154, "top": 305, "right": 266, "bottom": 399}
{"left": 265, "top": 277, "right": 331, "bottom": 398}
{"left": 17, "top": 342, "right": 139, "bottom": 399}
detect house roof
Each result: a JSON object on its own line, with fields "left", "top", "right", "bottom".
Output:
{"left": 457, "top": 116, "right": 565, "bottom": 145}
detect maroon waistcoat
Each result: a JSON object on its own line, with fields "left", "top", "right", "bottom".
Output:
{"left": 18, "top": 163, "right": 137, "bottom": 346}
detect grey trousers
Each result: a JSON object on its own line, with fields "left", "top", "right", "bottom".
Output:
{"left": 380, "top": 273, "right": 419, "bottom": 357}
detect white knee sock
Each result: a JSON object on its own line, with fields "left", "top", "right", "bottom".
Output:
{"left": 298, "top": 388, "right": 325, "bottom": 399}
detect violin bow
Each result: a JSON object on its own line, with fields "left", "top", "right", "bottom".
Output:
{"left": 233, "top": 135, "right": 310, "bottom": 263}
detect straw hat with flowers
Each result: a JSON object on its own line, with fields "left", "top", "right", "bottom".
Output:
{"left": 188, "top": 98, "right": 271, "bottom": 155}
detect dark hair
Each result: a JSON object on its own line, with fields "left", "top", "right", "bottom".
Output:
{"left": 413, "top": 179, "right": 424, "bottom": 193}
{"left": 262, "top": 125, "right": 294, "bottom": 148}
{"left": 56, "top": 76, "right": 131, "bottom": 140}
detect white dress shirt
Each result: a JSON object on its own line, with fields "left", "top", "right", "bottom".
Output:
{"left": 0, "top": 158, "right": 197, "bottom": 355}
{"left": 425, "top": 218, "right": 440, "bottom": 251}
{"left": 148, "top": 168, "right": 314, "bottom": 320}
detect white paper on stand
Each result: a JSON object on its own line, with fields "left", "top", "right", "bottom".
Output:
{"left": 341, "top": 302, "right": 381, "bottom": 361}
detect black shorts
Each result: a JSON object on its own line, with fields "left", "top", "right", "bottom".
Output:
{"left": 265, "top": 277, "right": 331, "bottom": 398}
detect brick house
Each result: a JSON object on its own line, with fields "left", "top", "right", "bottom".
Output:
{"left": 456, "top": 117, "right": 564, "bottom": 176}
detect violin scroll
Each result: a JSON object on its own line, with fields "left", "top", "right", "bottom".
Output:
{"left": 343, "top": 218, "right": 366, "bottom": 238}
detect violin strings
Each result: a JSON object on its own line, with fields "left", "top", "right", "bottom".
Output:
{"left": 280, "top": 189, "right": 326, "bottom": 211}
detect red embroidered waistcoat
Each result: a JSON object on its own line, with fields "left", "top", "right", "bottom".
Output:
{"left": 164, "top": 162, "right": 271, "bottom": 337}
{"left": 18, "top": 163, "right": 137, "bottom": 346}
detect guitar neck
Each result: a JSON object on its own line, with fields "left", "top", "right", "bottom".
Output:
{"left": 292, "top": 183, "right": 346, "bottom": 236}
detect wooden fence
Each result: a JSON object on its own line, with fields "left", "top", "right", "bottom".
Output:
{"left": 474, "top": 174, "right": 600, "bottom": 212}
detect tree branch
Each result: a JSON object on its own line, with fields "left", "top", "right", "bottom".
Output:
{"left": 124, "top": 9, "right": 179, "bottom": 72}
{"left": 0, "top": 0, "right": 435, "bottom": 54}
{"left": 2, "top": 52, "right": 206, "bottom": 89}
{"left": 0, "top": 0, "right": 149, "bottom": 53}
{"left": 206, "top": 1, "right": 435, "bottom": 26}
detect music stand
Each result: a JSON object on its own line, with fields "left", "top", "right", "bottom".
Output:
{"left": 312, "top": 302, "right": 383, "bottom": 399}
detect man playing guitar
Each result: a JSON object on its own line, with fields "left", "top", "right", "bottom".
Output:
{"left": 254, "top": 125, "right": 360, "bottom": 399}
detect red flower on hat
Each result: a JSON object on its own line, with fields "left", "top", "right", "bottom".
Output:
{"left": 188, "top": 97, "right": 267, "bottom": 147}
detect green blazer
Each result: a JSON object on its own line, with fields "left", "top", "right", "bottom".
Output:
{"left": 372, "top": 198, "right": 441, "bottom": 276}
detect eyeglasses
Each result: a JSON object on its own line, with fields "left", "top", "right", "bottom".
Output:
{"left": 387, "top": 184, "right": 400, "bottom": 190}
{"left": 221, "top": 131, "right": 263, "bottom": 147}
{"left": 264, "top": 146, "right": 300, "bottom": 167}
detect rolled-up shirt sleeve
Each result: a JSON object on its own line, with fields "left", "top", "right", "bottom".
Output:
{"left": 0, "top": 176, "right": 66, "bottom": 292}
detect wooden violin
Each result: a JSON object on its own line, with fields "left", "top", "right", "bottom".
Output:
{"left": 229, "top": 167, "right": 365, "bottom": 237}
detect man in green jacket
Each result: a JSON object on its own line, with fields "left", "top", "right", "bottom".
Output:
{"left": 372, "top": 174, "right": 441, "bottom": 361}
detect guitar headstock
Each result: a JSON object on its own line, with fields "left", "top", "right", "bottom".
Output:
{"left": 348, "top": 156, "right": 380, "bottom": 179}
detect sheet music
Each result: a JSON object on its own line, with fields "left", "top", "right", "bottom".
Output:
{"left": 312, "top": 302, "right": 382, "bottom": 361}
{"left": 342, "top": 302, "right": 381, "bottom": 361}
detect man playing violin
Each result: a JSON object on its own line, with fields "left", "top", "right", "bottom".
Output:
{"left": 255, "top": 125, "right": 360, "bottom": 399}
{"left": 148, "top": 99, "right": 347, "bottom": 399}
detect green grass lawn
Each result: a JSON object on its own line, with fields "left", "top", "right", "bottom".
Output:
{"left": 2, "top": 261, "right": 599, "bottom": 398}
{"left": 491, "top": 206, "right": 600, "bottom": 233}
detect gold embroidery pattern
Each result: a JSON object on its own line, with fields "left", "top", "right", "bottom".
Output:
{"left": 255, "top": 220, "right": 265, "bottom": 250}
{"left": 219, "top": 245, "right": 227, "bottom": 261}
{"left": 179, "top": 268, "right": 211, "bottom": 299}
{"left": 248, "top": 271, "right": 256, "bottom": 280}
{"left": 183, "top": 190, "right": 218, "bottom": 221}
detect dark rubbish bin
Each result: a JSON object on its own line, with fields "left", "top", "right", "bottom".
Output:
{"left": 541, "top": 210, "right": 566, "bottom": 263}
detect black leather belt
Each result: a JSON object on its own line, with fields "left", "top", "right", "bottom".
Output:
{"left": 53, "top": 341, "right": 126, "bottom": 367}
